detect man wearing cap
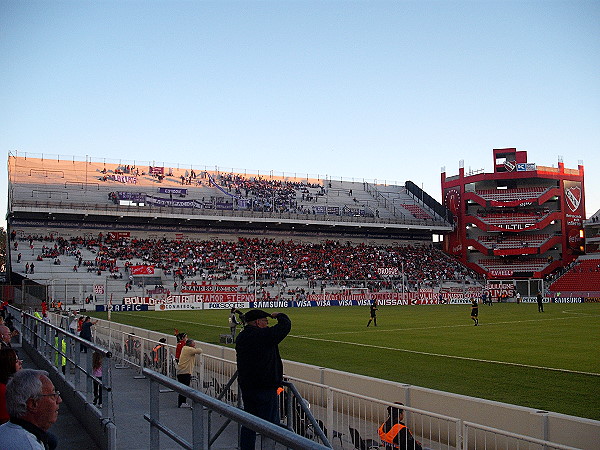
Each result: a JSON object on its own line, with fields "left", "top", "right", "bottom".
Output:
{"left": 378, "top": 402, "right": 423, "bottom": 450}
{"left": 235, "top": 309, "right": 291, "bottom": 450}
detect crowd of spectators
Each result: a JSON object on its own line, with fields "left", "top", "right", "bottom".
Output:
{"left": 14, "top": 233, "right": 479, "bottom": 292}
{"left": 95, "top": 166, "right": 443, "bottom": 223}
{"left": 213, "top": 173, "right": 324, "bottom": 214}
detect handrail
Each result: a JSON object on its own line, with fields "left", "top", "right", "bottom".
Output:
{"left": 9, "top": 198, "right": 450, "bottom": 228}
{"left": 142, "top": 367, "right": 329, "bottom": 450}
{"left": 11, "top": 305, "right": 117, "bottom": 449}
{"left": 283, "top": 380, "right": 332, "bottom": 447}
{"left": 463, "top": 421, "right": 581, "bottom": 450}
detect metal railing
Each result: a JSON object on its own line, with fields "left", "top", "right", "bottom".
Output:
{"left": 142, "top": 368, "right": 328, "bottom": 450}
{"left": 10, "top": 305, "right": 117, "bottom": 449}
{"left": 285, "top": 375, "right": 461, "bottom": 449}
{"left": 463, "top": 421, "right": 581, "bottom": 450}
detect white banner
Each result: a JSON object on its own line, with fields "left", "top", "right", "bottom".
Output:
{"left": 153, "top": 303, "right": 202, "bottom": 311}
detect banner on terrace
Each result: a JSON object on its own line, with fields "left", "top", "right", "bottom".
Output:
{"left": 182, "top": 283, "right": 239, "bottom": 294}
{"left": 112, "top": 174, "right": 137, "bottom": 184}
{"left": 123, "top": 293, "right": 255, "bottom": 305}
{"left": 130, "top": 265, "right": 155, "bottom": 275}
{"left": 154, "top": 303, "right": 202, "bottom": 311}
{"left": 121, "top": 289, "right": 489, "bottom": 309}
{"left": 96, "top": 304, "right": 148, "bottom": 312}
{"left": 158, "top": 187, "right": 187, "bottom": 195}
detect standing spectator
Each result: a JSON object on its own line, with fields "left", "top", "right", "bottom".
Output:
{"left": 367, "top": 300, "right": 378, "bottom": 327}
{"left": 69, "top": 313, "right": 78, "bottom": 335}
{"left": 176, "top": 340, "right": 202, "bottom": 408}
{"left": 92, "top": 352, "right": 103, "bottom": 406}
{"left": 228, "top": 308, "right": 241, "bottom": 340}
{"left": 54, "top": 336, "right": 66, "bottom": 375}
{"left": 175, "top": 332, "right": 187, "bottom": 363}
{"left": 537, "top": 292, "right": 544, "bottom": 312}
{"left": 235, "top": 309, "right": 291, "bottom": 450}
{"left": 0, "top": 348, "right": 23, "bottom": 424}
{"left": 79, "top": 317, "right": 97, "bottom": 353}
{"left": 0, "top": 369, "right": 62, "bottom": 449}
{"left": 378, "top": 402, "right": 423, "bottom": 450}
{"left": 471, "top": 298, "right": 479, "bottom": 326}
{"left": 151, "top": 338, "right": 167, "bottom": 375}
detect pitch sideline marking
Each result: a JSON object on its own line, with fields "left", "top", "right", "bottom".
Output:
{"left": 300, "top": 312, "right": 599, "bottom": 337}
{"left": 109, "top": 311, "right": 600, "bottom": 377}
{"left": 287, "top": 334, "right": 600, "bottom": 377}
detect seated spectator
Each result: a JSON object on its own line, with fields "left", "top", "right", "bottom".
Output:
{"left": 378, "top": 402, "right": 423, "bottom": 450}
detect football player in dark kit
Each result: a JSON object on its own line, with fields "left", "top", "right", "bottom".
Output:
{"left": 470, "top": 298, "right": 479, "bottom": 326}
{"left": 367, "top": 300, "right": 378, "bottom": 327}
{"left": 235, "top": 309, "right": 291, "bottom": 450}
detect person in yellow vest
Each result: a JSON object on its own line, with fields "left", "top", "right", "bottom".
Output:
{"left": 378, "top": 402, "right": 423, "bottom": 450}
{"left": 54, "top": 336, "right": 67, "bottom": 375}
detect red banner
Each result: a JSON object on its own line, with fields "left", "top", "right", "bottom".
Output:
{"left": 130, "top": 265, "right": 155, "bottom": 275}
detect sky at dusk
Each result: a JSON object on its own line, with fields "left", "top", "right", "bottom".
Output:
{"left": 2, "top": 0, "right": 599, "bottom": 230}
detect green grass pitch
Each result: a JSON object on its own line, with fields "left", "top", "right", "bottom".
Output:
{"left": 90, "top": 302, "right": 600, "bottom": 420}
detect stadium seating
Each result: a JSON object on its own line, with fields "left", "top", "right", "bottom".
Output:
{"left": 549, "top": 259, "right": 600, "bottom": 293}
{"left": 8, "top": 155, "right": 448, "bottom": 225}
{"left": 477, "top": 234, "right": 551, "bottom": 248}
{"left": 477, "top": 258, "right": 548, "bottom": 272}
{"left": 475, "top": 186, "right": 549, "bottom": 201}
{"left": 10, "top": 232, "right": 481, "bottom": 305}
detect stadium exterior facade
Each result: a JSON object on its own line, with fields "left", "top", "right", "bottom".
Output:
{"left": 441, "top": 148, "right": 585, "bottom": 280}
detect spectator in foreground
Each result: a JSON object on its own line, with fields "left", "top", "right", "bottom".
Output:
{"left": 235, "top": 309, "right": 291, "bottom": 450}
{"left": 0, "top": 369, "right": 62, "bottom": 450}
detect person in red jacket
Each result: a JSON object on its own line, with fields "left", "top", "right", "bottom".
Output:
{"left": 175, "top": 332, "right": 187, "bottom": 363}
{"left": 378, "top": 403, "right": 423, "bottom": 450}
{"left": 0, "top": 348, "right": 23, "bottom": 423}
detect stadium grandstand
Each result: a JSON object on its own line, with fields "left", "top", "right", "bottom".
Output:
{"left": 6, "top": 150, "right": 600, "bottom": 309}
{"left": 6, "top": 152, "right": 489, "bottom": 308}
{"left": 3, "top": 151, "right": 600, "bottom": 450}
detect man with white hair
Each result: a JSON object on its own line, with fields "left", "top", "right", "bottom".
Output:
{"left": 0, "top": 325, "right": 12, "bottom": 349}
{"left": 0, "top": 369, "right": 62, "bottom": 449}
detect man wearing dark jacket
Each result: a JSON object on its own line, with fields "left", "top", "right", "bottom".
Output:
{"left": 235, "top": 309, "right": 291, "bottom": 450}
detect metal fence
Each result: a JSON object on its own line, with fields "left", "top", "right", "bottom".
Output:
{"left": 463, "top": 421, "right": 580, "bottom": 450}
{"left": 10, "top": 305, "right": 117, "bottom": 449}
